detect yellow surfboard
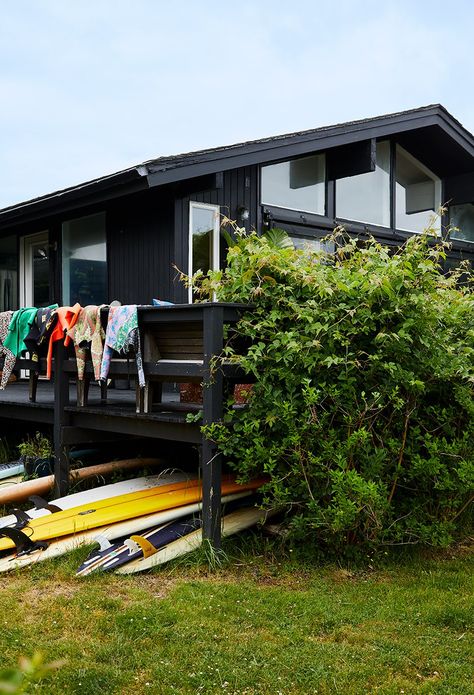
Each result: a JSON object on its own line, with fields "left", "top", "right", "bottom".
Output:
{"left": 0, "top": 476, "right": 265, "bottom": 552}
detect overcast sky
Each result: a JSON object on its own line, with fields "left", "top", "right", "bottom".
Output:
{"left": 0, "top": 0, "right": 472, "bottom": 208}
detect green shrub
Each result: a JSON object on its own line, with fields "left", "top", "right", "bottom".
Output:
{"left": 17, "top": 432, "right": 53, "bottom": 460}
{"left": 192, "top": 222, "right": 474, "bottom": 553}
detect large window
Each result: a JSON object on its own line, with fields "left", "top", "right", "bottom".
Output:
{"left": 449, "top": 203, "right": 474, "bottom": 243}
{"left": 62, "top": 212, "right": 107, "bottom": 306}
{"left": 336, "top": 141, "right": 390, "bottom": 227}
{"left": 0, "top": 235, "right": 18, "bottom": 312}
{"left": 188, "top": 202, "right": 220, "bottom": 302}
{"left": 261, "top": 154, "right": 326, "bottom": 215}
{"left": 395, "top": 146, "right": 441, "bottom": 233}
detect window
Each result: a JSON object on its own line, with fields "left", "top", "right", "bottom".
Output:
{"left": 395, "top": 146, "right": 441, "bottom": 233}
{"left": 291, "top": 236, "right": 335, "bottom": 254}
{"left": 188, "top": 202, "right": 220, "bottom": 302}
{"left": 62, "top": 212, "right": 107, "bottom": 305}
{"left": 336, "top": 141, "right": 390, "bottom": 227}
{"left": 0, "top": 235, "right": 18, "bottom": 312}
{"left": 449, "top": 203, "right": 474, "bottom": 243}
{"left": 261, "top": 154, "right": 326, "bottom": 215}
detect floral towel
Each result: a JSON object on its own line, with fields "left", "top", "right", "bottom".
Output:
{"left": 100, "top": 305, "right": 144, "bottom": 388}
{"left": 68, "top": 305, "right": 106, "bottom": 381}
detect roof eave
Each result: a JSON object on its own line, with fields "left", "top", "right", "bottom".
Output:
{"left": 146, "top": 106, "right": 474, "bottom": 187}
{"left": 0, "top": 167, "right": 149, "bottom": 230}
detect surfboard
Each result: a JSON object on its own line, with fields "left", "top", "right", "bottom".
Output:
{"left": 116, "top": 505, "right": 277, "bottom": 574}
{"left": 0, "top": 475, "right": 24, "bottom": 489}
{"left": 0, "top": 471, "right": 190, "bottom": 530}
{"left": 0, "top": 457, "right": 164, "bottom": 506}
{"left": 0, "top": 463, "right": 24, "bottom": 481}
{"left": 0, "top": 476, "right": 266, "bottom": 551}
{"left": 76, "top": 496, "right": 255, "bottom": 576}
{"left": 0, "top": 492, "right": 250, "bottom": 572}
{"left": 76, "top": 516, "right": 202, "bottom": 576}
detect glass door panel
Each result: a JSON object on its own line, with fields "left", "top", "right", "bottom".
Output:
{"left": 21, "top": 232, "right": 50, "bottom": 308}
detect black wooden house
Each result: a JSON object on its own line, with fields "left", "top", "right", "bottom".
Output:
{"left": 0, "top": 104, "right": 473, "bottom": 544}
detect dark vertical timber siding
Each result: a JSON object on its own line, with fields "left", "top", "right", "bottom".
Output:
{"left": 108, "top": 190, "right": 175, "bottom": 304}
{"left": 173, "top": 165, "right": 259, "bottom": 303}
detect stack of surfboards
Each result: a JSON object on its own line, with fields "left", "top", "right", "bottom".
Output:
{"left": 0, "top": 471, "right": 269, "bottom": 574}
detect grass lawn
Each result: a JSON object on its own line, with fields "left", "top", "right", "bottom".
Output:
{"left": 0, "top": 538, "right": 472, "bottom": 695}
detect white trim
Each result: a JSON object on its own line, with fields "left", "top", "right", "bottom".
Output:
{"left": 188, "top": 202, "right": 220, "bottom": 303}
{"left": 19, "top": 231, "right": 48, "bottom": 379}
{"left": 20, "top": 231, "right": 49, "bottom": 308}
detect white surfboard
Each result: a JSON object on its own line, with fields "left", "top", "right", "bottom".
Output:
{"left": 0, "top": 493, "right": 250, "bottom": 573}
{"left": 0, "top": 471, "right": 190, "bottom": 529}
{"left": 116, "top": 506, "right": 277, "bottom": 575}
{"left": 0, "top": 463, "right": 24, "bottom": 481}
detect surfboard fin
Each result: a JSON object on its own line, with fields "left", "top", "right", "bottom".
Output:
{"left": 28, "top": 496, "right": 62, "bottom": 514}
{"left": 128, "top": 535, "right": 158, "bottom": 559}
{"left": 123, "top": 538, "right": 141, "bottom": 556}
{"left": 94, "top": 534, "right": 113, "bottom": 552}
{"left": 9, "top": 509, "right": 32, "bottom": 529}
{"left": 0, "top": 528, "right": 48, "bottom": 556}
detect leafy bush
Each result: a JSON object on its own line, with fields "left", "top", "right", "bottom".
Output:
{"left": 193, "top": 222, "right": 474, "bottom": 553}
{"left": 17, "top": 432, "right": 53, "bottom": 460}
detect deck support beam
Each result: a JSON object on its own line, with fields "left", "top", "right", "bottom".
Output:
{"left": 53, "top": 343, "right": 71, "bottom": 497}
{"left": 201, "top": 306, "right": 224, "bottom": 549}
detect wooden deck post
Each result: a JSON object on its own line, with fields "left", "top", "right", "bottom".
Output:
{"left": 201, "top": 305, "right": 224, "bottom": 549}
{"left": 53, "top": 342, "right": 71, "bottom": 497}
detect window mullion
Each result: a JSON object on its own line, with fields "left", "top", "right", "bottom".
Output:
{"left": 390, "top": 140, "right": 396, "bottom": 231}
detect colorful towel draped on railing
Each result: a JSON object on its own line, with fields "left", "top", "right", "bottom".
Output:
{"left": 100, "top": 305, "right": 145, "bottom": 388}
{"left": 46, "top": 304, "right": 81, "bottom": 379}
{"left": 67, "top": 305, "right": 106, "bottom": 381}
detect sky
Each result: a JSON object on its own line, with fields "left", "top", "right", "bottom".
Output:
{"left": 0, "top": 0, "right": 473, "bottom": 208}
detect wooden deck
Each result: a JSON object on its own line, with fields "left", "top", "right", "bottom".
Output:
{"left": 0, "top": 381, "right": 202, "bottom": 440}
{"left": 0, "top": 303, "right": 251, "bottom": 546}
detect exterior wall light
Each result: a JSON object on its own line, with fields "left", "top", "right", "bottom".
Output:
{"left": 237, "top": 205, "right": 250, "bottom": 221}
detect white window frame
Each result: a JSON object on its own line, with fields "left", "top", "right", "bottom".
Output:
{"left": 19, "top": 231, "right": 49, "bottom": 379}
{"left": 395, "top": 145, "right": 442, "bottom": 233}
{"left": 188, "top": 202, "right": 220, "bottom": 303}
{"left": 19, "top": 231, "right": 49, "bottom": 308}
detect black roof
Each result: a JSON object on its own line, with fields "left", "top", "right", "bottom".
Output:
{"left": 1, "top": 104, "right": 473, "bottom": 227}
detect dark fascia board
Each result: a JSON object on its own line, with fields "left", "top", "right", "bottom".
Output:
{"left": 146, "top": 106, "right": 474, "bottom": 186}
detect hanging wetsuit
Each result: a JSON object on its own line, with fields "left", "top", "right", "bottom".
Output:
{"left": 24, "top": 306, "right": 59, "bottom": 370}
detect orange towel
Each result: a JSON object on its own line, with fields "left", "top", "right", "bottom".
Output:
{"left": 46, "top": 303, "right": 81, "bottom": 379}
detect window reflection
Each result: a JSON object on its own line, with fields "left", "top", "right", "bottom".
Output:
{"left": 62, "top": 212, "right": 107, "bottom": 305}
{"left": 395, "top": 146, "right": 441, "bottom": 233}
{"left": 189, "top": 202, "right": 220, "bottom": 302}
{"left": 291, "top": 236, "right": 335, "bottom": 254}
{"left": 450, "top": 203, "right": 474, "bottom": 243}
{"left": 336, "top": 141, "right": 390, "bottom": 227}
{"left": 261, "top": 154, "right": 326, "bottom": 215}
